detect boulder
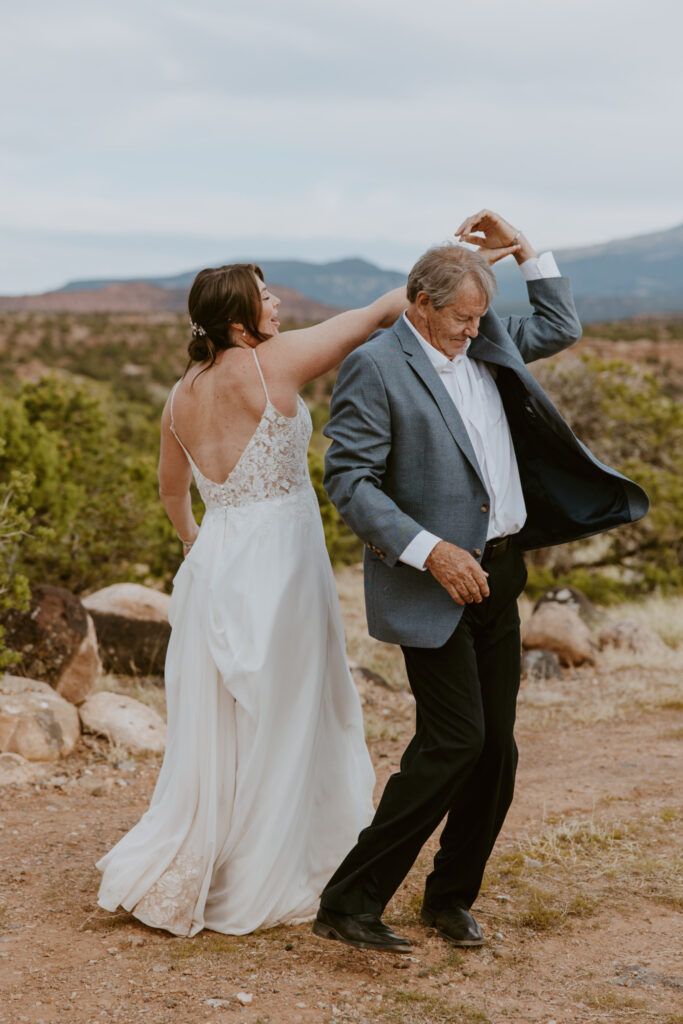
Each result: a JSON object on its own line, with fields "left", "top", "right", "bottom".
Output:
{"left": 79, "top": 691, "right": 166, "bottom": 754}
{"left": 0, "top": 585, "right": 102, "bottom": 704}
{"left": 534, "top": 586, "right": 604, "bottom": 627}
{"left": 0, "top": 675, "right": 81, "bottom": 760}
{"left": 522, "top": 604, "right": 597, "bottom": 667}
{"left": 82, "top": 583, "right": 170, "bottom": 622}
{"left": 82, "top": 583, "right": 171, "bottom": 676}
{"left": 598, "top": 618, "right": 669, "bottom": 659}
{"left": 521, "top": 648, "right": 563, "bottom": 680}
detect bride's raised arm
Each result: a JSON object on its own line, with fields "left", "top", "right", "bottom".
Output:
{"left": 262, "top": 286, "right": 407, "bottom": 387}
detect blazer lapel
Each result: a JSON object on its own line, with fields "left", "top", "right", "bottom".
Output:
{"left": 467, "top": 332, "right": 523, "bottom": 371}
{"left": 394, "top": 317, "right": 485, "bottom": 488}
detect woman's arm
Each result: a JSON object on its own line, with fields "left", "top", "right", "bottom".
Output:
{"left": 263, "top": 285, "right": 407, "bottom": 387}
{"left": 158, "top": 400, "right": 200, "bottom": 554}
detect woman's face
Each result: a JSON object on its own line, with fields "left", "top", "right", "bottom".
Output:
{"left": 257, "top": 281, "right": 281, "bottom": 338}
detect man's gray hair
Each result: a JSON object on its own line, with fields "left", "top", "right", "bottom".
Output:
{"left": 406, "top": 243, "right": 497, "bottom": 309}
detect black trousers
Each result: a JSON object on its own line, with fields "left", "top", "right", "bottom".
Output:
{"left": 321, "top": 540, "right": 527, "bottom": 917}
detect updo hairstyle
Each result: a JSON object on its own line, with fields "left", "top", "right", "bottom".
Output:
{"left": 186, "top": 263, "right": 271, "bottom": 377}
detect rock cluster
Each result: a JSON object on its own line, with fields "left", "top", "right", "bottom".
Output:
{"left": 0, "top": 674, "right": 166, "bottom": 766}
{"left": 0, "top": 582, "right": 171, "bottom": 773}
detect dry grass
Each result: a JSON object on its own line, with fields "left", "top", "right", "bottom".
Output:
{"left": 482, "top": 809, "right": 683, "bottom": 936}
{"left": 96, "top": 673, "right": 168, "bottom": 720}
{"left": 518, "top": 659, "right": 683, "bottom": 725}
{"left": 379, "top": 990, "right": 490, "bottom": 1024}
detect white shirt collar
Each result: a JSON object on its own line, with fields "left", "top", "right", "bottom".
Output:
{"left": 402, "top": 311, "right": 471, "bottom": 369}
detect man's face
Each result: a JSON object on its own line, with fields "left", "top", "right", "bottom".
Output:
{"left": 417, "top": 278, "right": 489, "bottom": 358}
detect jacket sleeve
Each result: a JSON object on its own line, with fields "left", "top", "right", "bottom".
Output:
{"left": 498, "top": 277, "right": 583, "bottom": 364}
{"left": 322, "top": 347, "right": 423, "bottom": 568}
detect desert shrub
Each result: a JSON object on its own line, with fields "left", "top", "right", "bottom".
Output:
{"left": 528, "top": 354, "right": 683, "bottom": 596}
{"left": 308, "top": 449, "right": 362, "bottom": 566}
{"left": 0, "top": 376, "right": 179, "bottom": 595}
{"left": 0, "top": 453, "right": 33, "bottom": 667}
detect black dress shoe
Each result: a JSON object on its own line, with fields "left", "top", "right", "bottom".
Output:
{"left": 420, "top": 904, "right": 485, "bottom": 947}
{"left": 312, "top": 906, "right": 412, "bottom": 953}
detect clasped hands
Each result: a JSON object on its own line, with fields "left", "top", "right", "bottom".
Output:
{"left": 455, "top": 209, "right": 536, "bottom": 267}
{"left": 425, "top": 541, "right": 490, "bottom": 606}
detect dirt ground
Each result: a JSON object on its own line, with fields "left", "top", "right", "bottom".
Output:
{"left": 1, "top": 571, "right": 681, "bottom": 1024}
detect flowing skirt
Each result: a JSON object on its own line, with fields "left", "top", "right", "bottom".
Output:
{"left": 96, "top": 487, "right": 374, "bottom": 936}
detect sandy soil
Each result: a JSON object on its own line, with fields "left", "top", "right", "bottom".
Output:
{"left": 1, "top": 574, "right": 681, "bottom": 1024}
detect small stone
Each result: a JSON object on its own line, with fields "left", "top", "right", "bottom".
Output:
{"left": 79, "top": 775, "right": 114, "bottom": 797}
{"left": 206, "top": 998, "right": 231, "bottom": 1008}
{"left": 235, "top": 992, "right": 253, "bottom": 1006}
{"left": 521, "top": 648, "right": 563, "bottom": 680}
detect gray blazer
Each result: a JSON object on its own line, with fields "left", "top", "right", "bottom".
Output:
{"left": 323, "top": 277, "right": 649, "bottom": 648}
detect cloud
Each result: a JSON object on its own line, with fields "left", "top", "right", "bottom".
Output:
{"left": 1, "top": 0, "right": 682, "bottom": 291}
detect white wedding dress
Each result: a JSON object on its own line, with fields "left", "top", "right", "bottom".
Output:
{"left": 96, "top": 350, "right": 374, "bottom": 936}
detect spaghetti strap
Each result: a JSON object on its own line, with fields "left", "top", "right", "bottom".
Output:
{"left": 168, "top": 381, "right": 195, "bottom": 465}
{"left": 251, "top": 348, "right": 270, "bottom": 404}
{"left": 169, "top": 380, "right": 181, "bottom": 431}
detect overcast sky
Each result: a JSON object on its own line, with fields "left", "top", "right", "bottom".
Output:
{"left": 2, "top": 0, "right": 682, "bottom": 293}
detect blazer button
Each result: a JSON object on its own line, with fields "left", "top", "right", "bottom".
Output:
{"left": 473, "top": 548, "right": 482, "bottom": 558}
{"left": 480, "top": 503, "right": 489, "bottom": 513}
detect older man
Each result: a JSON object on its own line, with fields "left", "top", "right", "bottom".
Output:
{"left": 312, "top": 210, "right": 648, "bottom": 953}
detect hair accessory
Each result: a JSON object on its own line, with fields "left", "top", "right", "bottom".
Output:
{"left": 190, "top": 319, "right": 207, "bottom": 338}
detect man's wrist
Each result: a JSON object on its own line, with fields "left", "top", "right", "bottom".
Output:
{"left": 512, "top": 233, "right": 537, "bottom": 264}
{"left": 399, "top": 530, "right": 442, "bottom": 571}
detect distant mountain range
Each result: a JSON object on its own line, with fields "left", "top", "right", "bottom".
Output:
{"left": 493, "top": 222, "right": 683, "bottom": 319}
{"left": 1, "top": 225, "right": 682, "bottom": 322}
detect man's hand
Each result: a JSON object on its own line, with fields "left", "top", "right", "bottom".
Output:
{"left": 455, "top": 209, "right": 537, "bottom": 265}
{"left": 425, "top": 541, "right": 490, "bottom": 605}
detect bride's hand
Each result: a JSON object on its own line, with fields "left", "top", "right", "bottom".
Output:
{"left": 455, "top": 209, "right": 536, "bottom": 265}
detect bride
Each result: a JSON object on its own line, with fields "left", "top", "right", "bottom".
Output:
{"left": 96, "top": 263, "right": 407, "bottom": 936}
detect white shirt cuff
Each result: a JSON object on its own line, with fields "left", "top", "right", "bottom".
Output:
{"left": 399, "top": 530, "right": 442, "bottom": 571}
{"left": 519, "top": 251, "right": 561, "bottom": 281}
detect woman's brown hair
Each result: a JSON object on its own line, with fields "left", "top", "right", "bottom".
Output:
{"left": 186, "top": 263, "right": 270, "bottom": 379}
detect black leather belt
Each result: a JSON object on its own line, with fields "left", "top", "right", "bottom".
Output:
{"left": 483, "top": 535, "right": 513, "bottom": 560}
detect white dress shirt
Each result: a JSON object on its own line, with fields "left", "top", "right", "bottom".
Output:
{"left": 399, "top": 253, "right": 561, "bottom": 571}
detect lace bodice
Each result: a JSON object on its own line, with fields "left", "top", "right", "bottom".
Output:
{"left": 169, "top": 352, "right": 312, "bottom": 511}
